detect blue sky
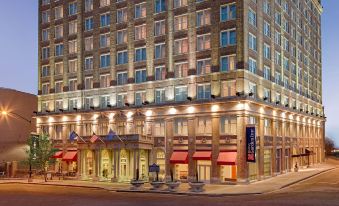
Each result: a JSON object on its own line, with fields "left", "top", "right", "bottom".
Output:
{"left": 0, "top": 1, "right": 338, "bottom": 145}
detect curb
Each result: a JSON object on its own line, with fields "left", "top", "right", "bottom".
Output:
{"left": 279, "top": 167, "right": 336, "bottom": 190}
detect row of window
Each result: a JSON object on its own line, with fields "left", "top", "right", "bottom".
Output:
{"left": 41, "top": 55, "right": 236, "bottom": 79}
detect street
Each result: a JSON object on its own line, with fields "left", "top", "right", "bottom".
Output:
{"left": 0, "top": 168, "right": 339, "bottom": 206}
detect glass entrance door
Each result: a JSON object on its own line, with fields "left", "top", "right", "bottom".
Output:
{"left": 198, "top": 160, "right": 211, "bottom": 183}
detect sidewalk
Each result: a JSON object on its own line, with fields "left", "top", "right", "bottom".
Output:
{"left": 0, "top": 163, "right": 335, "bottom": 196}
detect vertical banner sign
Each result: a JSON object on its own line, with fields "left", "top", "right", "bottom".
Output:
{"left": 246, "top": 125, "right": 256, "bottom": 162}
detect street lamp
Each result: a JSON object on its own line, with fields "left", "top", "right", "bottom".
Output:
{"left": 0, "top": 110, "right": 33, "bottom": 181}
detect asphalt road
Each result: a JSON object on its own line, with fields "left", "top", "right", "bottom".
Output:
{"left": 0, "top": 168, "right": 339, "bottom": 206}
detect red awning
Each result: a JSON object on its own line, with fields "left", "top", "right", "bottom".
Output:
{"left": 170, "top": 151, "right": 188, "bottom": 164}
{"left": 62, "top": 151, "right": 77, "bottom": 161}
{"left": 217, "top": 152, "right": 237, "bottom": 165}
{"left": 193, "top": 151, "right": 212, "bottom": 160}
{"left": 52, "top": 151, "right": 63, "bottom": 159}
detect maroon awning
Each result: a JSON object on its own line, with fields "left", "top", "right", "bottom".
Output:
{"left": 170, "top": 151, "right": 188, "bottom": 164}
{"left": 193, "top": 151, "right": 212, "bottom": 160}
{"left": 62, "top": 151, "right": 77, "bottom": 161}
{"left": 217, "top": 152, "right": 237, "bottom": 165}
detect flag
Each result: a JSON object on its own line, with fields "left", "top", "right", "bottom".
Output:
{"left": 106, "top": 129, "right": 116, "bottom": 141}
{"left": 90, "top": 133, "right": 99, "bottom": 143}
{"left": 69, "top": 131, "right": 86, "bottom": 143}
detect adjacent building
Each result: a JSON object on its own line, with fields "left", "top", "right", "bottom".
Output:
{"left": 37, "top": 0, "right": 325, "bottom": 183}
{"left": 0, "top": 88, "right": 37, "bottom": 177}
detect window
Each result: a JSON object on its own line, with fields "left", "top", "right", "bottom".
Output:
{"left": 117, "top": 93, "right": 127, "bottom": 107}
{"left": 174, "top": 38, "right": 188, "bottom": 54}
{"left": 117, "top": 72, "right": 128, "bottom": 85}
{"left": 196, "top": 9, "right": 211, "bottom": 27}
{"left": 264, "top": 119, "right": 271, "bottom": 135}
{"left": 283, "top": 57, "right": 289, "bottom": 70}
{"left": 155, "top": 89, "right": 165, "bottom": 103}
{"left": 55, "top": 100, "right": 63, "bottom": 111}
{"left": 197, "top": 117, "right": 212, "bottom": 135}
{"left": 248, "top": 9, "right": 257, "bottom": 27}
{"left": 41, "top": 65, "right": 50, "bottom": 77}
{"left": 174, "top": 118, "right": 188, "bottom": 136}
{"left": 84, "top": 77, "right": 93, "bottom": 90}
{"left": 154, "top": 121, "right": 165, "bottom": 136}
{"left": 41, "top": 102, "right": 49, "bottom": 112}
{"left": 42, "top": 0, "right": 50, "bottom": 6}
{"left": 220, "top": 55, "right": 236, "bottom": 72}
{"left": 175, "top": 86, "right": 188, "bottom": 101}
{"left": 69, "top": 79, "right": 77, "bottom": 91}
{"left": 155, "top": 66, "right": 166, "bottom": 81}
{"left": 155, "top": 43, "right": 166, "bottom": 59}
{"left": 263, "top": 21, "right": 271, "bottom": 37}
{"left": 68, "top": 59, "right": 78, "bottom": 73}
{"left": 100, "top": 0, "right": 110, "bottom": 7}
{"left": 155, "top": 0, "right": 166, "bottom": 13}
{"left": 221, "top": 80, "right": 236, "bottom": 97}
{"left": 54, "top": 6, "right": 63, "bottom": 20}
{"left": 100, "top": 13, "right": 110, "bottom": 27}
{"left": 275, "top": 12, "right": 281, "bottom": 26}
{"left": 248, "top": 33, "right": 257, "bottom": 51}
{"left": 85, "top": 17, "right": 93, "bottom": 31}
{"left": 263, "top": 88, "right": 271, "bottom": 102}
{"left": 154, "top": 20, "right": 166, "bottom": 36}
{"left": 220, "top": 4, "right": 236, "bottom": 21}
{"left": 100, "top": 53, "right": 110, "bottom": 68}
{"left": 248, "top": 81, "right": 257, "bottom": 98}
{"left": 220, "top": 116, "right": 237, "bottom": 135}
{"left": 117, "top": 29, "right": 127, "bottom": 44}
{"left": 69, "top": 20, "right": 77, "bottom": 35}
{"left": 275, "top": 31, "right": 281, "bottom": 45}
{"left": 117, "top": 8, "right": 127, "bottom": 23}
{"left": 248, "top": 58, "right": 257, "bottom": 74}
{"left": 174, "top": 0, "right": 187, "bottom": 8}
{"left": 42, "top": 47, "right": 50, "bottom": 60}
{"left": 100, "top": 96, "right": 110, "bottom": 108}
{"left": 55, "top": 25, "right": 63, "bottom": 39}
{"left": 135, "top": 24, "right": 146, "bottom": 40}
{"left": 84, "top": 57, "right": 93, "bottom": 70}
{"left": 174, "top": 15, "right": 188, "bottom": 31}
{"left": 41, "top": 10, "right": 50, "bottom": 23}
{"left": 117, "top": 50, "right": 128, "bottom": 65}
{"left": 220, "top": 29, "right": 236, "bottom": 47}
{"left": 55, "top": 44, "right": 64, "bottom": 57}
{"left": 263, "top": 65, "right": 271, "bottom": 80}
{"left": 175, "top": 62, "right": 188, "bottom": 78}
{"left": 275, "top": 72, "right": 281, "bottom": 84}
{"left": 84, "top": 97, "right": 94, "bottom": 110}
{"left": 264, "top": 43, "right": 271, "bottom": 59}
{"left": 100, "top": 33, "right": 110, "bottom": 48}
{"left": 42, "top": 29, "right": 49, "bottom": 41}
{"left": 275, "top": 51, "right": 281, "bottom": 66}
{"left": 100, "top": 74, "right": 111, "bottom": 88}
{"left": 135, "top": 3, "right": 146, "bottom": 19}
{"left": 68, "top": 2, "right": 77, "bottom": 16}
{"left": 135, "top": 91, "right": 146, "bottom": 106}
{"left": 135, "top": 69, "right": 147, "bottom": 83}
{"left": 197, "top": 84, "right": 211, "bottom": 100}
{"left": 84, "top": 0, "right": 93, "bottom": 12}
{"left": 68, "top": 40, "right": 77, "bottom": 54}
{"left": 68, "top": 99, "right": 78, "bottom": 110}
{"left": 85, "top": 37, "right": 93, "bottom": 51}
{"left": 197, "top": 59, "right": 211, "bottom": 75}
{"left": 135, "top": 47, "right": 146, "bottom": 62}
{"left": 197, "top": 34, "right": 211, "bottom": 51}
{"left": 263, "top": 0, "right": 270, "bottom": 15}
{"left": 55, "top": 62, "right": 63, "bottom": 75}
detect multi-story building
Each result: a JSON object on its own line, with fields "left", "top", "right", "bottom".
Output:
{"left": 37, "top": 0, "right": 325, "bottom": 184}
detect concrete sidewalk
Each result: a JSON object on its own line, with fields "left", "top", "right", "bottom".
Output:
{"left": 0, "top": 163, "right": 335, "bottom": 196}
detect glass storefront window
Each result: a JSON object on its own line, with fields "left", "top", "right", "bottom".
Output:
{"left": 264, "top": 149, "right": 272, "bottom": 177}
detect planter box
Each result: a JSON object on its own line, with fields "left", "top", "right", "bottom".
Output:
{"left": 189, "top": 182, "right": 205, "bottom": 192}
{"left": 130, "top": 180, "right": 145, "bottom": 190}
{"left": 165, "top": 181, "right": 180, "bottom": 192}
{"left": 150, "top": 181, "right": 165, "bottom": 190}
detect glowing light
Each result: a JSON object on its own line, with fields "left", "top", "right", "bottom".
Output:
{"left": 187, "top": 106, "right": 195, "bottom": 113}
{"left": 109, "top": 113, "right": 114, "bottom": 121}
{"left": 289, "top": 114, "right": 293, "bottom": 120}
{"left": 273, "top": 110, "right": 277, "bottom": 116}
{"left": 127, "top": 111, "right": 133, "bottom": 118}
{"left": 211, "top": 105, "right": 219, "bottom": 112}
{"left": 76, "top": 115, "right": 81, "bottom": 121}
{"left": 281, "top": 112, "right": 286, "bottom": 118}
{"left": 92, "top": 114, "right": 99, "bottom": 120}
{"left": 169, "top": 108, "right": 177, "bottom": 115}
{"left": 48, "top": 117, "right": 54, "bottom": 123}
{"left": 259, "top": 107, "right": 264, "bottom": 114}
{"left": 1, "top": 111, "right": 7, "bottom": 115}
{"left": 36, "top": 118, "right": 41, "bottom": 124}
{"left": 145, "top": 110, "right": 153, "bottom": 117}
{"left": 62, "top": 116, "right": 68, "bottom": 122}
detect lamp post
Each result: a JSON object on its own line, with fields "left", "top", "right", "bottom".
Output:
{"left": 0, "top": 110, "right": 33, "bottom": 181}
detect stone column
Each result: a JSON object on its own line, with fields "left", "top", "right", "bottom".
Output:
{"left": 165, "top": 118, "right": 174, "bottom": 181}
{"left": 236, "top": 115, "right": 248, "bottom": 183}
{"left": 93, "top": 149, "right": 100, "bottom": 181}
{"left": 258, "top": 117, "right": 265, "bottom": 180}
{"left": 187, "top": 117, "right": 196, "bottom": 182}
{"left": 77, "top": 149, "right": 82, "bottom": 179}
{"left": 281, "top": 121, "right": 286, "bottom": 173}
{"left": 211, "top": 115, "right": 220, "bottom": 184}
{"left": 272, "top": 120, "right": 277, "bottom": 176}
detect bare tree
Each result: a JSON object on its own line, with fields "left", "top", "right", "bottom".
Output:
{"left": 325, "top": 137, "right": 335, "bottom": 156}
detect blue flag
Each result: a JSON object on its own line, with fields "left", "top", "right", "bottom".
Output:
{"left": 106, "top": 129, "right": 116, "bottom": 141}
{"left": 69, "top": 131, "right": 78, "bottom": 141}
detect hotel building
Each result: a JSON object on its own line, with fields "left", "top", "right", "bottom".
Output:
{"left": 37, "top": 0, "right": 325, "bottom": 183}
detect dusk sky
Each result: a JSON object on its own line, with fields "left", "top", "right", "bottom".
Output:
{"left": 0, "top": 1, "right": 338, "bottom": 144}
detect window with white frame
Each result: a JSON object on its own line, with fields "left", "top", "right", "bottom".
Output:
{"left": 42, "top": 47, "right": 50, "bottom": 59}
{"left": 100, "top": 0, "right": 110, "bottom": 7}
{"left": 135, "top": 47, "right": 146, "bottom": 62}
{"left": 263, "top": 65, "right": 271, "bottom": 80}
{"left": 41, "top": 65, "right": 50, "bottom": 77}
{"left": 197, "top": 84, "right": 211, "bottom": 100}
{"left": 84, "top": 97, "right": 94, "bottom": 109}
{"left": 99, "top": 33, "right": 110, "bottom": 48}
{"left": 154, "top": 121, "right": 165, "bottom": 136}
{"left": 175, "top": 86, "right": 188, "bottom": 101}
{"left": 174, "top": 118, "right": 188, "bottom": 136}
{"left": 100, "top": 13, "right": 110, "bottom": 27}
{"left": 55, "top": 25, "right": 63, "bottom": 39}
{"left": 117, "top": 29, "right": 127, "bottom": 44}
{"left": 174, "top": 15, "right": 188, "bottom": 31}
{"left": 263, "top": 21, "right": 271, "bottom": 37}
{"left": 117, "top": 50, "right": 128, "bottom": 65}
{"left": 55, "top": 62, "right": 63, "bottom": 75}
{"left": 248, "top": 33, "right": 257, "bottom": 51}
{"left": 68, "top": 2, "right": 77, "bottom": 16}
{"left": 155, "top": 66, "right": 166, "bottom": 81}
{"left": 100, "top": 74, "right": 110, "bottom": 88}
{"left": 117, "top": 93, "right": 127, "bottom": 107}
{"left": 196, "top": 58, "right": 211, "bottom": 75}
{"left": 220, "top": 3, "right": 236, "bottom": 22}
{"left": 100, "top": 96, "right": 110, "bottom": 108}
{"left": 69, "top": 79, "right": 77, "bottom": 91}
{"left": 42, "top": 29, "right": 49, "bottom": 41}
{"left": 221, "top": 80, "right": 236, "bottom": 97}
{"left": 68, "top": 59, "right": 78, "bottom": 73}
{"left": 220, "top": 29, "right": 236, "bottom": 47}
{"left": 155, "top": 43, "right": 166, "bottom": 59}
{"left": 135, "top": 3, "right": 146, "bottom": 19}
{"left": 100, "top": 53, "right": 110, "bottom": 68}
{"left": 155, "top": 89, "right": 165, "bottom": 104}
{"left": 174, "top": 0, "right": 187, "bottom": 8}
{"left": 264, "top": 43, "right": 271, "bottom": 59}
{"left": 248, "top": 9, "right": 257, "bottom": 27}
{"left": 117, "top": 71, "right": 128, "bottom": 85}
{"left": 135, "top": 69, "right": 147, "bottom": 83}
{"left": 220, "top": 116, "right": 237, "bottom": 135}
{"left": 197, "top": 34, "right": 211, "bottom": 51}
{"left": 263, "top": 87, "right": 271, "bottom": 102}
{"left": 68, "top": 20, "right": 77, "bottom": 35}
{"left": 42, "top": 10, "right": 50, "bottom": 24}
{"left": 84, "top": 76, "right": 93, "bottom": 90}
{"left": 220, "top": 55, "right": 235, "bottom": 72}
{"left": 264, "top": 118, "right": 271, "bottom": 135}
{"left": 117, "top": 8, "right": 127, "bottom": 23}
{"left": 68, "top": 98, "right": 78, "bottom": 110}
{"left": 135, "top": 91, "right": 146, "bottom": 106}
{"left": 42, "top": 83, "right": 50, "bottom": 95}
{"left": 174, "top": 38, "right": 188, "bottom": 54}
{"left": 85, "top": 17, "right": 93, "bottom": 31}
{"left": 248, "top": 81, "right": 257, "bottom": 98}
{"left": 54, "top": 6, "right": 63, "bottom": 20}
{"left": 55, "top": 81, "right": 63, "bottom": 93}
{"left": 196, "top": 9, "right": 211, "bottom": 27}
{"left": 154, "top": 20, "right": 166, "bottom": 36}
{"left": 55, "top": 100, "right": 63, "bottom": 111}
{"left": 174, "top": 62, "right": 188, "bottom": 78}
{"left": 135, "top": 24, "right": 146, "bottom": 40}
{"left": 84, "top": 56, "right": 93, "bottom": 70}
{"left": 197, "top": 117, "right": 212, "bottom": 135}
{"left": 248, "top": 58, "right": 257, "bottom": 74}
{"left": 84, "top": 36, "right": 93, "bottom": 51}
{"left": 55, "top": 44, "right": 64, "bottom": 56}
{"left": 68, "top": 40, "right": 77, "bottom": 54}
{"left": 84, "top": 0, "right": 93, "bottom": 12}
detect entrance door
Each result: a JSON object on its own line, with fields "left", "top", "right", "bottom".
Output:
{"left": 198, "top": 165, "right": 211, "bottom": 183}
